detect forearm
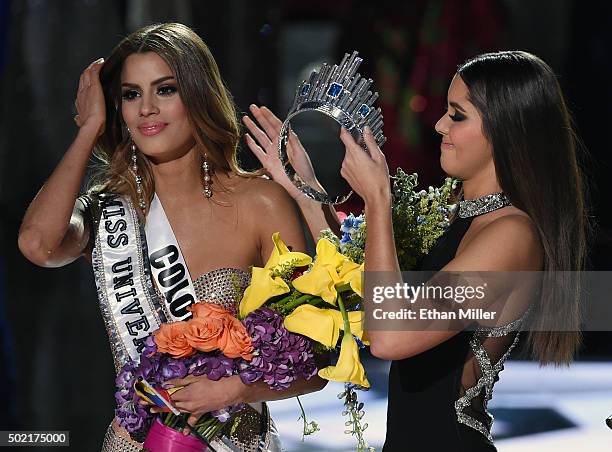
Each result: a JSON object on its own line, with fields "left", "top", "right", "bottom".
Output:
{"left": 296, "top": 196, "right": 341, "bottom": 242}
{"left": 363, "top": 196, "right": 410, "bottom": 356}
{"left": 19, "top": 125, "right": 99, "bottom": 264}
{"left": 363, "top": 197, "right": 400, "bottom": 273}
{"left": 239, "top": 374, "right": 327, "bottom": 405}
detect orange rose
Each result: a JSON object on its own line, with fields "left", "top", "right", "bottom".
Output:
{"left": 184, "top": 317, "right": 224, "bottom": 353}
{"left": 153, "top": 322, "right": 194, "bottom": 358}
{"left": 218, "top": 317, "right": 254, "bottom": 360}
{"left": 188, "top": 302, "right": 232, "bottom": 321}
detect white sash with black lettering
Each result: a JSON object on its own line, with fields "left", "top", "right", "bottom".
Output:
{"left": 96, "top": 195, "right": 162, "bottom": 365}
{"left": 145, "top": 193, "right": 197, "bottom": 321}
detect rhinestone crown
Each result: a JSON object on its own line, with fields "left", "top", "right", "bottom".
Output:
{"left": 284, "top": 50, "right": 386, "bottom": 147}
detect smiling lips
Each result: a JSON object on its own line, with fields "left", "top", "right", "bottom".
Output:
{"left": 138, "top": 122, "right": 168, "bottom": 136}
{"left": 441, "top": 141, "right": 454, "bottom": 150}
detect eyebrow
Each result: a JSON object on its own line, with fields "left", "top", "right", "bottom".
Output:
{"left": 449, "top": 101, "right": 467, "bottom": 113}
{"left": 121, "top": 75, "right": 175, "bottom": 88}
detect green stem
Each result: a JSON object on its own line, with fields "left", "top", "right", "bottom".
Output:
{"left": 336, "top": 282, "right": 352, "bottom": 293}
{"left": 306, "top": 298, "right": 325, "bottom": 307}
{"left": 281, "top": 294, "right": 314, "bottom": 312}
{"left": 296, "top": 396, "right": 307, "bottom": 441}
{"left": 337, "top": 294, "right": 352, "bottom": 336}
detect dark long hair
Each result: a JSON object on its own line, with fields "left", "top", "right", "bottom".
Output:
{"left": 457, "top": 51, "right": 590, "bottom": 364}
{"left": 90, "top": 23, "right": 250, "bottom": 214}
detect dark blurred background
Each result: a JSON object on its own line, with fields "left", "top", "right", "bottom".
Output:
{"left": 0, "top": 0, "right": 611, "bottom": 450}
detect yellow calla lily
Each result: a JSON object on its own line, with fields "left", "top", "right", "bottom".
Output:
{"left": 338, "top": 261, "right": 364, "bottom": 297}
{"left": 239, "top": 267, "right": 289, "bottom": 318}
{"left": 284, "top": 305, "right": 369, "bottom": 347}
{"left": 291, "top": 238, "right": 350, "bottom": 304}
{"left": 318, "top": 332, "right": 370, "bottom": 388}
{"left": 284, "top": 304, "right": 341, "bottom": 347}
{"left": 314, "top": 238, "right": 347, "bottom": 270}
{"left": 265, "top": 232, "right": 312, "bottom": 270}
{"left": 292, "top": 264, "right": 341, "bottom": 305}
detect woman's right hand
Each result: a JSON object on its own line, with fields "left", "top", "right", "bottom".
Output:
{"left": 74, "top": 57, "right": 106, "bottom": 137}
{"left": 242, "top": 104, "right": 322, "bottom": 201}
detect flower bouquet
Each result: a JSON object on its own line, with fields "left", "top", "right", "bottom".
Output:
{"left": 115, "top": 297, "right": 317, "bottom": 451}
{"left": 237, "top": 232, "right": 372, "bottom": 450}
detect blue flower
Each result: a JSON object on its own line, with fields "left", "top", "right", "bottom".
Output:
{"left": 340, "top": 233, "right": 352, "bottom": 245}
{"left": 341, "top": 214, "right": 364, "bottom": 234}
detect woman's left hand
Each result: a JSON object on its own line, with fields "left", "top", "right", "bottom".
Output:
{"left": 340, "top": 126, "right": 392, "bottom": 205}
{"left": 163, "top": 375, "right": 245, "bottom": 427}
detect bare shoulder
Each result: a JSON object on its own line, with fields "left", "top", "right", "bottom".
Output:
{"left": 237, "top": 176, "right": 295, "bottom": 210}
{"left": 488, "top": 207, "right": 539, "bottom": 238}
{"left": 449, "top": 207, "right": 543, "bottom": 271}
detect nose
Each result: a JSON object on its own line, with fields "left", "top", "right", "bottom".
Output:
{"left": 139, "top": 93, "right": 159, "bottom": 117}
{"left": 434, "top": 113, "right": 449, "bottom": 136}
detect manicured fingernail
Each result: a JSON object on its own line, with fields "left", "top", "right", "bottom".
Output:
{"left": 95, "top": 58, "right": 105, "bottom": 64}
{"left": 161, "top": 383, "right": 174, "bottom": 389}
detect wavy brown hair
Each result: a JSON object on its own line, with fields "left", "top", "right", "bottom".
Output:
{"left": 90, "top": 23, "right": 250, "bottom": 214}
{"left": 457, "top": 51, "right": 591, "bottom": 365}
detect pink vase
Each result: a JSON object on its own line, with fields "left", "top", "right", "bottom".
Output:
{"left": 143, "top": 418, "right": 208, "bottom": 452}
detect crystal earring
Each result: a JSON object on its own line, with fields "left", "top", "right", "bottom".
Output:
{"left": 202, "top": 153, "right": 212, "bottom": 198}
{"left": 131, "top": 141, "right": 146, "bottom": 212}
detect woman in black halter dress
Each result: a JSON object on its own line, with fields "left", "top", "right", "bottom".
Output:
{"left": 339, "top": 51, "right": 588, "bottom": 451}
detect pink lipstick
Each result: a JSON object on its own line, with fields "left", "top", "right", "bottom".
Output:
{"left": 138, "top": 122, "right": 167, "bottom": 136}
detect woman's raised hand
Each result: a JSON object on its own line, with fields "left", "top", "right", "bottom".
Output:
{"left": 242, "top": 105, "right": 319, "bottom": 200}
{"left": 74, "top": 58, "right": 106, "bottom": 137}
{"left": 340, "top": 126, "right": 391, "bottom": 205}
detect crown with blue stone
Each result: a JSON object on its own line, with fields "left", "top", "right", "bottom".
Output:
{"left": 278, "top": 51, "right": 385, "bottom": 204}
{"left": 283, "top": 50, "right": 386, "bottom": 147}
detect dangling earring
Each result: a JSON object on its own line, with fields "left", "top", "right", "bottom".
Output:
{"left": 202, "top": 153, "right": 212, "bottom": 198}
{"left": 131, "top": 141, "right": 146, "bottom": 212}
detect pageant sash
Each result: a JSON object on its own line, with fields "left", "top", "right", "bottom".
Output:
{"left": 93, "top": 195, "right": 164, "bottom": 368}
{"left": 145, "top": 194, "right": 197, "bottom": 321}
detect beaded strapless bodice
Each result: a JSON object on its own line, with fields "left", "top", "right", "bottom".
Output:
{"left": 192, "top": 268, "right": 250, "bottom": 315}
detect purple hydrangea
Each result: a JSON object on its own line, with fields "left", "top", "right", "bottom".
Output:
{"left": 115, "top": 309, "right": 318, "bottom": 441}
{"left": 193, "top": 355, "right": 235, "bottom": 380}
{"left": 239, "top": 307, "right": 317, "bottom": 390}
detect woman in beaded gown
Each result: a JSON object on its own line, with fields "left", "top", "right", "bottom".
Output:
{"left": 18, "top": 23, "right": 327, "bottom": 451}
{"left": 243, "top": 51, "right": 588, "bottom": 451}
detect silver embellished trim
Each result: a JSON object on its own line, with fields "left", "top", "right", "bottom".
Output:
{"left": 458, "top": 192, "right": 511, "bottom": 218}
{"left": 454, "top": 308, "right": 532, "bottom": 441}
{"left": 102, "top": 422, "right": 141, "bottom": 452}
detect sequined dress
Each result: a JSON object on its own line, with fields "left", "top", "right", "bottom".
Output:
{"left": 384, "top": 195, "right": 529, "bottom": 452}
{"left": 80, "top": 195, "right": 281, "bottom": 452}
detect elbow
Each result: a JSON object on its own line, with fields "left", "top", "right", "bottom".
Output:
{"left": 369, "top": 341, "right": 397, "bottom": 360}
{"left": 369, "top": 337, "right": 418, "bottom": 361}
{"left": 18, "top": 228, "right": 51, "bottom": 267}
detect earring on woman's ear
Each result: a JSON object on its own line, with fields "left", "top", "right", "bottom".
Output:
{"left": 131, "top": 141, "right": 147, "bottom": 212}
{"left": 202, "top": 153, "right": 212, "bottom": 198}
